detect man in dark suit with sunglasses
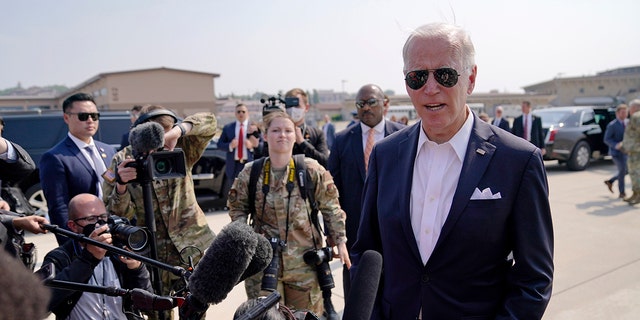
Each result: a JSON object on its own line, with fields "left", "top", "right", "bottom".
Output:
{"left": 327, "top": 83, "right": 404, "bottom": 298}
{"left": 350, "top": 22, "right": 553, "bottom": 319}
{"left": 40, "top": 93, "right": 116, "bottom": 245}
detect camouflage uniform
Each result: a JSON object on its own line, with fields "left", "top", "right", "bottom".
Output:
{"left": 103, "top": 112, "right": 217, "bottom": 295}
{"left": 228, "top": 157, "right": 347, "bottom": 316}
{"left": 623, "top": 110, "right": 640, "bottom": 203}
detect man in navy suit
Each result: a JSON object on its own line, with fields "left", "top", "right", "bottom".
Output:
{"left": 350, "top": 23, "right": 554, "bottom": 319}
{"left": 604, "top": 103, "right": 629, "bottom": 198}
{"left": 39, "top": 93, "right": 116, "bottom": 244}
{"left": 218, "top": 103, "right": 261, "bottom": 192}
{"left": 512, "top": 100, "right": 546, "bottom": 155}
{"left": 328, "top": 84, "right": 404, "bottom": 297}
{"left": 492, "top": 105, "right": 511, "bottom": 131}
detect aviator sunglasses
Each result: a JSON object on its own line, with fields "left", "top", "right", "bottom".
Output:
{"left": 66, "top": 112, "right": 101, "bottom": 121}
{"left": 404, "top": 68, "right": 461, "bottom": 89}
{"left": 355, "top": 98, "right": 381, "bottom": 109}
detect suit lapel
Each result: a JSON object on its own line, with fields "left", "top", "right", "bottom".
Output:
{"left": 432, "top": 119, "right": 496, "bottom": 256}
{"left": 349, "top": 125, "right": 367, "bottom": 181}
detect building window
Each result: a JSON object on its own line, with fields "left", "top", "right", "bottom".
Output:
{"left": 100, "top": 88, "right": 107, "bottom": 96}
{"left": 598, "top": 85, "right": 604, "bottom": 90}
{"left": 579, "top": 88, "right": 584, "bottom": 93}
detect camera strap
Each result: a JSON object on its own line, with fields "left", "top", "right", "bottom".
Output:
{"left": 247, "top": 155, "right": 322, "bottom": 236}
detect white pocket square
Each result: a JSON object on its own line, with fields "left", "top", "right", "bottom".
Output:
{"left": 470, "top": 187, "right": 501, "bottom": 200}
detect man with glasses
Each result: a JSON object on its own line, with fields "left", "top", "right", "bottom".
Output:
{"left": 219, "top": 103, "right": 261, "bottom": 192}
{"left": 327, "top": 84, "right": 404, "bottom": 298}
{"left": 350, "top": 23, "right": 553, "bottom": 319}
{"left": 40, "top": 93, "right": 116, "bottom": 244}
{"left": 43, "top": 193, "right": 152, "bottom": 320}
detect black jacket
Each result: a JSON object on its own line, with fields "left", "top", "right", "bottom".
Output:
{"left": 43, "top": 240, "right": 153, "bottom": 319}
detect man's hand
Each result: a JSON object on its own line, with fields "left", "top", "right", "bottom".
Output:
{"left": 86, "top": 224, "right": 112, "bottom": 260}
{"left": 119, "top": 251, "right": 142, "bottom": 270}
{"left": 294, "top": 126, "right": 305, "bottom": 144}
{"left": 12, "top": 215, "right": 48, "bottom": 234}
{"left": 0, "top": 200, "right": 9, "bottom": 210}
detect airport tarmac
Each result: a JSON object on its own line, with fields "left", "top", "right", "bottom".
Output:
{"left": 29, "top": 159, "right": 640, "bottom": 319}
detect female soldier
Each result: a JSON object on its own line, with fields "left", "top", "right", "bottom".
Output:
{"left": 228, "top": 111, "right": 350, "bottom": 316}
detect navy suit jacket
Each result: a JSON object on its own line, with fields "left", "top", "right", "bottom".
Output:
{"left": 512, "top": 114, "right": 545, "bottom": 149}
{"left": 493, "top": 117, "right": 511, "bottom": 132}
{"left": 604, "top": 119, "right": 625, "bottom": 157}
{"left": 327, "top": 120, "right": 405, "bottom": 250}
{"left": 351, "top": 116, "right": 554, "bottom": 319}
{"left": 39, "top": 136, "right": 115, "bottom": 244}
{"left": 218, "top": 122, "right": 260, "bottom": 181}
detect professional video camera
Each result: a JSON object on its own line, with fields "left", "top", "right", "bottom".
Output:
{"left": 260, "top": 95, "right": 300, "bottom": 116}
{"left": 82, "top": 216, "right": 149, "bottom": 252}
{"left": 124, "top": 149, "right": 187, "bottom": 182}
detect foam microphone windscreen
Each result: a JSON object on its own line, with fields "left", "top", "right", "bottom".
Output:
{"left": 239, "top": 233, "right": 272, "bottom": 283}
{"left": 128, "top": 121, "right": 165, "bottom": 156}
{"left": 342, "top": 250, "right": 383, "bottom": 320}
{"left": 188, "top": 221, "right": 258, "bottom": 305}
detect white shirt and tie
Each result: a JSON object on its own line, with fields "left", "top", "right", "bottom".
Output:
{"left": 68, "top": 133, "right": 106, "bottom": 199}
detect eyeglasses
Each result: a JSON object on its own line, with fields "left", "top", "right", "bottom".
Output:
{"left": 404, "top": 68, "right": 461, "bottom": 89}
{"left": 73, "top": 213, "right": 110, "bottom": 225}
{"left": 355, "top": 98, "right": 381, "bottom": 109}
{"left": 66, "top": 112, "right": 101, "bottom": 121}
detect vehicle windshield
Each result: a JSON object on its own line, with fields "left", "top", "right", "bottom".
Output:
{"left": 533, "top": 109, "right": 582, "bottom": 128}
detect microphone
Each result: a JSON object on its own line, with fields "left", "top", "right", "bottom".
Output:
{"left": 129, "top": 288, "right": 175, "bottom": 311}
{"left": 179, "top": 221, "right": 272, "bottom": 319}
{"left": 342, "top": 250, "right": 383, "bottom": 320}
{"left": 128, "top": 121, "right": 165, "bottom": 156}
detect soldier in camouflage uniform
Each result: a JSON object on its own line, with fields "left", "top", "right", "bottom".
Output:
{"left": 228, "top": 111, "right": 350, "bottom": 316}
{"left": 623, "top": 99, "right": 640, "bottom": 204}
{"left": 103, "top": 105, "right": 216, "bottom": 302}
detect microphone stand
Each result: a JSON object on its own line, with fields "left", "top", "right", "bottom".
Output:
{"left": 41, "top": 224, "right": 188, "bottom": 278}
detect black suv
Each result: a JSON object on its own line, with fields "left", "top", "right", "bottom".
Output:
{"left": 0, "top": 111, "right": 228, "bottom": 213}
{"left": 532, "top": 106, "right": 616, "bottom": 171}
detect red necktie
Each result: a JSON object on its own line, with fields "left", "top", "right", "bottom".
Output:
{"left": 238, "top": 123, "right": 244, "bottom": 160}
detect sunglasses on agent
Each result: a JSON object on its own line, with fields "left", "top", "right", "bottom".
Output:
{"left": 66, "top": 112, "right": 101, "bottom": 121}
{"left": 355, "top": 98, "right": 381, "bottom": 109}
{"left": 404, "top": 67, "right": 462, "bottom": 90}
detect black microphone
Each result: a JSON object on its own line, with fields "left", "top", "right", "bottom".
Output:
{"left": 343, "top": 250, "right": 383, "bottom": 320}
{"left": 129, "top": 288, "right": 175, "bottom": 311}
{"left": 128, "top": 121, "right": 165, "bottom": 156}
{"left": 179, "top": 221, "right": 273, "bottom": 320}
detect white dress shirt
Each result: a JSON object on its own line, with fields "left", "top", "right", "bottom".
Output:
{"left": 410, "top": 112, "right": 473, "bottom": 264}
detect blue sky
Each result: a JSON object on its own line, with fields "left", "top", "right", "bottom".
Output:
{"left": 1, "top": 0, "right": 638, "bottom": 96}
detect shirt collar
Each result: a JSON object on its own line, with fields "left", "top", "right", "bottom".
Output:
{"left": 68, "top": 132, "right": 94, "bottom": 149}
{"left": 360, "top": 118, "right": 386, "bottom": 134}
{"left": 417, "top": 108, "right": 473, "bottom": 162}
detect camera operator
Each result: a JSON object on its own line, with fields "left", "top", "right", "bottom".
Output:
{"left": 228, "top": 111, "right": 350, "bottom": 318}
{"left": 103, "top": 106, "right": 217, "bottom": 308}
{"left": 43, "top": 193, "right": 152, "bottom": 320}
{"left": 255, "top": 89, "right": 329, "bottom": 168}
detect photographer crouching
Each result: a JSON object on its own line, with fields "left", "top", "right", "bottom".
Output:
{"left": 43, "top": 193, "right": 153, "bottom": 319}
{"left": 228, "top": 110, "right": 350, "bottom": 319}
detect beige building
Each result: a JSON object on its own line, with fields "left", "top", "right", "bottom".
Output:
{"left": 0, "top": 67, "right": 220, "bottom": 117}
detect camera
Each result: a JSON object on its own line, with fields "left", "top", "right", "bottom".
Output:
{"left": 124, "top": 149, "right": 187, "bottom": 182}
{"left": 285, "top": 97, "right": 299, "bottom": 108}
{"left": 303, "top": 247, "right": 335, "bottom": 291}
{"left": 260, "top": 95, "right": 287, "bottom": 116}
{"left": 246, "top": 130, "right": 261, "bottom": 139}
{"left": 261, "top": 237, "right": 283, "bottom": 292}
{"left": 82, "top": 216, "right": 150, "bottom": 252}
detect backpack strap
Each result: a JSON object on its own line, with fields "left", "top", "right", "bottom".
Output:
{"left": 248, "top": 157, "right": 266, "bottom": 225}
{"left": 292, "top": 154, "right": 322, "bottom": 234}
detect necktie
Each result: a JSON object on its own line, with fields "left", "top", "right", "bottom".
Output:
{"left": 85, "top": 146, "right": 105, "bottom": 198}
{"left": 238, "top": 123, "right": 244, "bottom": 160}
{"left": 364, "top": 128, "right": 375, "bottom": 172}
{"left": 523, "top": 115, "right": 529, "bottom": 141}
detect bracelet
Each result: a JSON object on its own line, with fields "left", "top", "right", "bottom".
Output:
{"left": 174, "top": 123, "right": 186, "bottom": 137}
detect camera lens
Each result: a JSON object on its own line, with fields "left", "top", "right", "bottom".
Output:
{"left": 154, "top": 158, "right": 172, "bottom": 175}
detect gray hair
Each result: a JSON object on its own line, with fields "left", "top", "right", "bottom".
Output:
{"left": 402, "top": 22, "right": 476, "bottom": 73}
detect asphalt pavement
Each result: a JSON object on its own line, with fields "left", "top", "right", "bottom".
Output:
{"left": 28, "top": 159, "right": 640, "bottom": 319}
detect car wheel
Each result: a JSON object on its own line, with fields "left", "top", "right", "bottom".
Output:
{"left": 25, "top": 182, "right": 48, "bottom": 213}
{"left": 567, "top": 141, "right": 591, "bottom": 171}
